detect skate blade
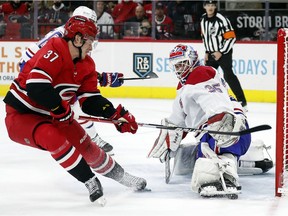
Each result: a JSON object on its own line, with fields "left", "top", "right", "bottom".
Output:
{"left": 96, "top": 196, "right": 107, "bottom": 207}
{"left": 134, "top": 188, "right": 152, "bottom": 192}
{"left": 199, "top": 188, "right": 241, "bottom": 199}
{"left": 200, "top": 190, "right": 240, "bottom": 199}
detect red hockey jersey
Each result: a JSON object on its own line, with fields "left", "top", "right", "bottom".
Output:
{"left": 5, "top": 37, "right": 100, "bottom": 116}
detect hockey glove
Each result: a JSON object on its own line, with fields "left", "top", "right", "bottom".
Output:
{"left": 100, "top": 72, "right": 124, "bottom": 87}
{"left": 50, "top": 100, "right": 74, "bottom": 127}
{"left": 147, "top": 118, "right": 183, "bottom": 162}
{"left": 110, "top": 104, "right": 138, "bottom": 134}
{"left": 207, "top": 112, "right": 246, "bottom": 148}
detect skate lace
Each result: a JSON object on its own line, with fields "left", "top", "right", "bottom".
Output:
{"left": 119, "top": 172, "right": 146, "bottom": 190}
{"left": 92, "top": 134, "right": 107, "bottom": 148}
{"left": 85, "top": 176, "right": 101, "bottom": 195}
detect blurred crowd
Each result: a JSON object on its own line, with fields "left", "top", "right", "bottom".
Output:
{"left": 0, "top": 0, "right": 287, "bottom": 41}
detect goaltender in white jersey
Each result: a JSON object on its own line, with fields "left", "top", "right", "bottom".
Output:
{"left": 148, "top": 44, "right": 273, "bottom": 199}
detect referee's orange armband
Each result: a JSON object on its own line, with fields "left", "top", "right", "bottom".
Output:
{"left": 223, "top": 31, "right": 236, "bottom": 39}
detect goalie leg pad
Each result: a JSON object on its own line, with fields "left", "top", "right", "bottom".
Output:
{"left": 191, "top": 157, "right": 221, "bottom": 193}
{"left": 191, "top": 153, "right": 240, "bottom": 193}
{"left": 238, "top": 139, "right": 273, "bottom": 175}
{"left": 174, "top": 143, "right": 197, "bottom": 175}
{"left": 218, "top": 153, "right": 239, "bottom": 185}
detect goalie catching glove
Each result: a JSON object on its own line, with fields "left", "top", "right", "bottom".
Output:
{"left": 99, "top": 72, "right": 124, "bottom": 87}
{"left": 207, "top": 112, "right": 246, "bottom": 148}
{"left": 110, "top": 104, "right": 138, "bottom": 134}
{"left": 147, "top": 118, "right": 183, "bottom": 162}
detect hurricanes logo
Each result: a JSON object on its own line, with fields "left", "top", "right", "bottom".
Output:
{"left": 133, "top": 53, "right": 153, "bottom": 77}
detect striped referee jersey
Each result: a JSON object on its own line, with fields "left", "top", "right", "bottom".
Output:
{"left": 200, "top": 12, "right": 236, "bottom": 54}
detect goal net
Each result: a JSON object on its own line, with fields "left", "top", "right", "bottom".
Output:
{"left": 276, "top": 28, "right": 288, "bottom": 197}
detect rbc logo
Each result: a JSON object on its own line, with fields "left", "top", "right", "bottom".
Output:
{"left": 133, "top": 53, "right": 153, "bottom": 77}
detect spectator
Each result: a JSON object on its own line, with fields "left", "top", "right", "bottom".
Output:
{"left": 126, "top": 4, "right": 147, "bottom": 23}
{"left": 105, "top": 1, "right": 117, "bottom": 15}
{"left": 37, "top": 1, "right": 52, "bottom": 23}
{"left": 95, "top": 1, "right": 114, "bottom": 39}
{"left": 143, "top": 1, "right": 168, "bottom": 20}
{"left": 167, "top": 0, "right": 203, "bottom": 39}
{"left": 138, "top": 19, "right": 151, "bottom": 37}
{"left": 153, "top": 2, "right": 174, "bottom": 39}
{"left": 112, "top": 0, "right": 138, "bottom": 37}
{"left": 124, "top": 4, "right": 148, "bottom": 37}
{"left": 48, "top": 0, "right": 69, "bottom": 24}
{"left": 0, "top": 0, "right": 30, "bottom": 39}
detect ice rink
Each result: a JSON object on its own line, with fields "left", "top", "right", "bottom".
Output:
{"left": 0, "top": 97, "right": 287, "bottom": 216}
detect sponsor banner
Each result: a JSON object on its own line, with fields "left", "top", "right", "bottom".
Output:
{"left": 133, "top": 53, "right": 153, "bottom": 77}
{"left": 0, "top": 41, "right": 277, "bottom": 92}
{"left": 0, "top": 42, "right": 30, "bottom": 84}
{"left": 222, "top": 10, "right": 288, "bottom": 41}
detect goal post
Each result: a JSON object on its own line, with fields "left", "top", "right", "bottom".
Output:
{"left": 276, "top": 28, "right": 288, "bottom": 197}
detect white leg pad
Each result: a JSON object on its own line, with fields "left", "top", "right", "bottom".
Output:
{"left": 174, "top": 143, "right": 197, "bottom": 175}
{"left": 218, "top": 153, "right": 239, "bottom": 184}
{"left": 191, "top": 154, "right": 239, "bottom": 193}
{"left": 191, "top": 158, "right": 221, "bottom": 193}
{"left": 240, "top": 139, "right": 270, "bottom": 161}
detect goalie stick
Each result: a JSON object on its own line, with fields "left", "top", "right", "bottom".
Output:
{"left": 164, "top": 150, "right": 173, "bottom": 184}
{"left": 78, "top": 116, "right": 271, "bottom": 136}
{"left": 120, "top": 72, "right": 158, "bottom": 80}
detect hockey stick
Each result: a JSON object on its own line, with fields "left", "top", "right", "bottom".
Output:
{"left": 164, "top": 150, "right": 172, "bottom": 184}
{"left": 78, "top": 116, "right": 271, "bottom": 136}
{"left": 120, "top": 72, "right": 158, "bottom": 80}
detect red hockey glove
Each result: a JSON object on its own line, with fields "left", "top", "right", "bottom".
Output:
{"left": 110, "top": 104, "right": 138, "bottom": 134}
{"left": 50, "top": 100, "right": 74, "bottom": 127}
{"left": 100, "top": 72, "right": 124, "bottom": 87}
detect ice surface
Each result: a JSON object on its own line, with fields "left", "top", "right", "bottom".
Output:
{"left": 0, "top": 98, "right": 287, "bottom": 216}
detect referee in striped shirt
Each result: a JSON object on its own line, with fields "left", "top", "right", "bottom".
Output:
{"left": 200, "top": 1, "right": 247, "bottom": 109}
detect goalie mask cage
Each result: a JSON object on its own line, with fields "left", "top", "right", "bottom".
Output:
{"left": 276, "top": 28, "right": 288, "bottom": 197}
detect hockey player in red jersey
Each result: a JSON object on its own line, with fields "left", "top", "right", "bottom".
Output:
{"left": 19, "top": 6, "right": 121, "bottom": 155}
{"left": 3, "top": 15, "right": 147, "bottom": 204}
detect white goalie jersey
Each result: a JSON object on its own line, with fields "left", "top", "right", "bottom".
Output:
{"left": 167, "top": 66, "right": 241, "bottom": 134}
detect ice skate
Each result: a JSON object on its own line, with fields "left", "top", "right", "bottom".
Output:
{"left": 85, "top": 176, "right": 106, "bottom": 206}
{"left": 199, "top": 178, "right": 240, "bottom": 200}
{"left": 92, "top": 133, "right": 114, "bottom": 156}
{"left": 118, "top": 172, "right": 149, "bottom": 191}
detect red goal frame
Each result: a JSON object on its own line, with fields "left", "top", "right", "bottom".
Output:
{"left": 276, "top": 28, "right": 288, "bottom": 197}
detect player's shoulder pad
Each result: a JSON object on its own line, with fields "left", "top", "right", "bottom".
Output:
{"left": 49, "top": 37, "right": 68, "bottom": 53}
{"left": 185, "top": 66, "right": 216, "bottom": 85}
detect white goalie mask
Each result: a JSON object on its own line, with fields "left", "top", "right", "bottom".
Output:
{"left": 72, "top": 6, "right": 97, "bottom": 24}
{"left": 169, "top": 44, "right": 199, "bottom": 80}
